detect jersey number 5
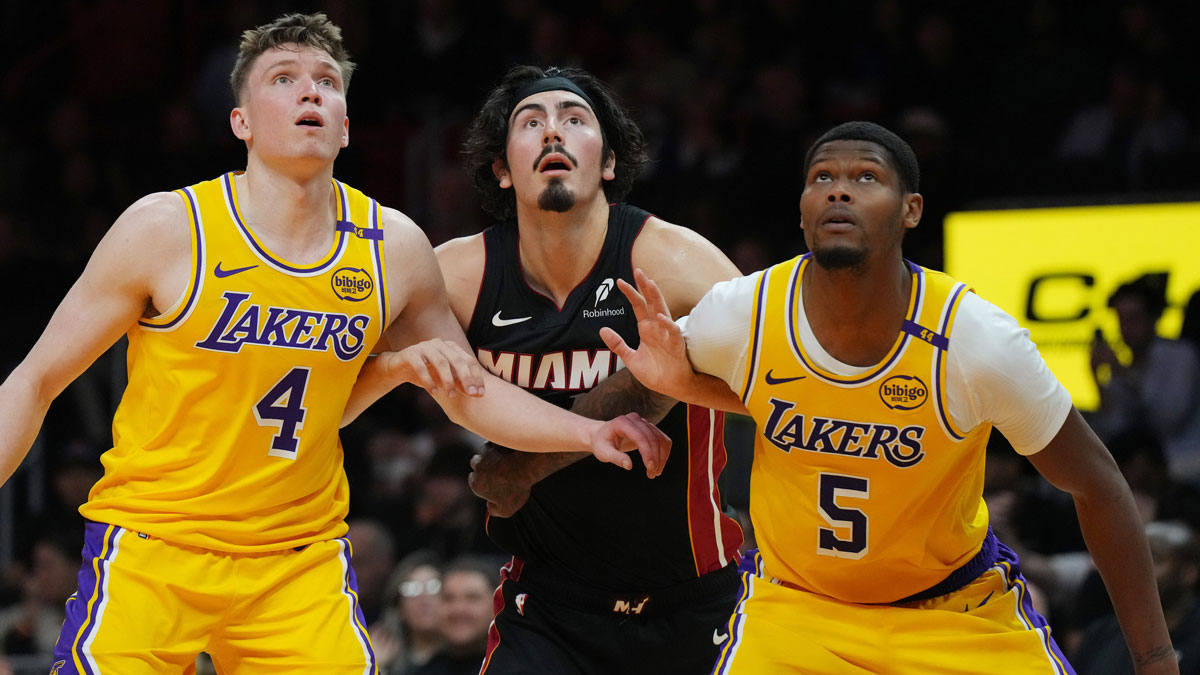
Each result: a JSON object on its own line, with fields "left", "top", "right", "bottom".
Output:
{"left": 254, "top": 367, "right": 311, "bottom": 459}
{"left": 817, "top": 473, "right": 869, "bottom": 559}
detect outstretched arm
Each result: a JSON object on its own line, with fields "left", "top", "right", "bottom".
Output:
{"left": 469, "top": 221, "right": 747, "bottom": 516}
{"left": 347, "top": 209, "right": 670, "bottom": 474}
{"left": 1029, "top": 409, "right": 1177, "bottom": 675}
{"left": 0, "top": 193, "right": 187, "bottom": 486}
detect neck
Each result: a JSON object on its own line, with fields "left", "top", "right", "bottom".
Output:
{"left": 514, "top": 195, "right": 610, "bottom": 306}
{"left": 802, "top": 252, "right": 912, "bottom": 367}
{"left": 237, "top": 157, "right": 338, "bottom": 260}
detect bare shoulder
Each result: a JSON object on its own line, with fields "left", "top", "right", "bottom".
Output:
{"left": 434, "top": 233, "right": 486, "bottom": 329}
{"left": 378, "top": 206, "right": 431, "bottom": 252}
{"left": 633, "top": 216, "right": 735, "bottom": 273}
{"left": 98, "top": 191, "right": 192, "bottom": 290}
{"left": 434, "top": 232, "right": 486, "bottom": 269}
{"left": 633, "top": 216, "right": 740, "bottom": 316}
{"left": 111, "top": 191, "right": 192, "bottom": 248}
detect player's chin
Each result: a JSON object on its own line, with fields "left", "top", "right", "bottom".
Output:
{"left": 811, "top": 243, "right": 867, "bottom": 270}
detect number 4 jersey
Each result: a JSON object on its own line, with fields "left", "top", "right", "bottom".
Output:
{"left": 81, "top": 173, "right": 387, "bottom": 552}
{"left": 681, "top": 253, "right": 1072, "bottom": 604}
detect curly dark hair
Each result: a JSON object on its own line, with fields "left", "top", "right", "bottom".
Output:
{"left": 463, "top": 65, "right": 649, "bottom": 220}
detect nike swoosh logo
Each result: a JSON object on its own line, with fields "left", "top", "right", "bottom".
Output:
{"left": 764, "top": 369, "right": 805, "bottom": 385}
{"left": 713, "top": 629, "right": 729, "bottom": 645}
{"left": 492, "top": 311, "right": 532, "bottom": 327}
{"left": 214, "top": 263, "right": 258, "bottom": 278}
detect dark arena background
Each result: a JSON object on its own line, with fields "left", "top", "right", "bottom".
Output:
{"left": 1, "top": 2, "right": 1198, "bottom": 673}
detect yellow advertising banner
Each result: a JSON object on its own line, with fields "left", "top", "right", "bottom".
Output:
{"left": 944, "top": 202, "right": 1200, "bottom": 411}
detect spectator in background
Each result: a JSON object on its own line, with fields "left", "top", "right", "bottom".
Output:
{"left": 371, "top": 550, "right": 444, "bottom": 675}
{"left": 1074, "top": 520, "right": 1200, "bottom": 674}
{"left": 0, "top": 530, "right": 78, "bottom": 658}
{"left": 410, "top": 556, "right": 499, "bottom": 675}
{"left": 1056, "top": 62, "right": 1189, "bottom": 190}
{"left": 1181, "top": 289, "right": 1200, "bottom": 353}
{"left": 346, "top": 519, "right": 399, "bottom": 627}
{"left": 393, "top": 440, "right": 499, "bottom": 563}
{"left": 1091, "top": 274, "right": 1200, "bottom": 485}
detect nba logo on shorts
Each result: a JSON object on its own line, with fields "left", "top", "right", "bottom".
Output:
{"left": 516, "top": 593, "right": 528, "bottom": 616}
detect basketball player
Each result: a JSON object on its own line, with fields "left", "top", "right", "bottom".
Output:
{"left": 432, "top": 65, "right": 745, "bottom": 675}
{"left": 0, "top": 15, "right": 666, "bottom": 674}
{"left": 604, "top": 122, "right": 1178, "bottom": 673}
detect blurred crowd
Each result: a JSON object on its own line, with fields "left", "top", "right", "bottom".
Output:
{"left": 1, "top": 1, "right": 1199, "bottom": 673}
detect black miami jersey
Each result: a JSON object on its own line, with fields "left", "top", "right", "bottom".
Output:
{"left": 467, "top": 204, "right": 742, "bottom": 590}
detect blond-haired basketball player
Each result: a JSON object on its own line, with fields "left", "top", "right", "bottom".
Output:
{"left": 605, "top": 122, "right": 1176, "bottom": 674}
{"left": 0, "top": 13, "right": 666, "bottom": 675}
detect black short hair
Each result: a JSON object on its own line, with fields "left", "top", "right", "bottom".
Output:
{"left": 803, "top": 121, "right": 920, "bottom": 193}
{"left": 463, "top": 65, "right": 649, "bottom": 220}
{"left": 1108, "top": 273, "right": 1169, "bottom": 320}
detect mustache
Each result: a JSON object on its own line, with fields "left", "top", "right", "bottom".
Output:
{"left": 533, "top": 144, "right": 578, "bottom": 171}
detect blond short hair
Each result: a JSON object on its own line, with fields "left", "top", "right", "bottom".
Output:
{"left": 229, "top": 12, "right": 355, "bottom": 104}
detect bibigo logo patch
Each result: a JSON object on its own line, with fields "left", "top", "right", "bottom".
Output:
{"left": 331, "top": 267, "right": 374, "bottom": 302}
{"left": 879, "top": 375, "right": 928, "bottom": 411}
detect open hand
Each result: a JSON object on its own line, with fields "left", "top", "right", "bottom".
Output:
{"left": 599, "top": 268, "right": 694, "bottom": 400}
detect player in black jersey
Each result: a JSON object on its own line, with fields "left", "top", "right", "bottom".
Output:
{"left": 435, "top": 65, "right": 746, "bottom": 674}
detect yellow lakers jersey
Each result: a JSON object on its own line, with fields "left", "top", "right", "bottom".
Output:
{"left": 740, "top": 254, "right": 990, "bottom": 603}
{"left": 81, "top": 173, "right": 387, "bottom": 552}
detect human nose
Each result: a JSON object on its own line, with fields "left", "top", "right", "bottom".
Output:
{"left": 542, "top": 118, "right": 563, "bottom": 145}
{"left": 298, "top": 77, "right": 322, "bottom": 106}
{"left": 826, "top": 178, "right": 852, "bottom": 203}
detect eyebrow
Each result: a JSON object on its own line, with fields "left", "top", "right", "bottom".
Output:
{"left": 263, "top": 58, "right": 341, "bottom": 77}
{"left": 509, "top": 99, "right": 593, "bottom": 124}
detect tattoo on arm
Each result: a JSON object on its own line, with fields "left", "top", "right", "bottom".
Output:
{"left": 1133, "top": 644, "right": 1176, "bottom": 667}
{"left": 570, "top": 368, "right": 677, "bottom": 423}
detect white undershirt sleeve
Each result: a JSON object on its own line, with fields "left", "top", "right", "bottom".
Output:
{"left": 946, "top": 292, "right": 1073, "bottom": 455}
{"left": 676, "top": 272, "right": 763, "bottom": 391}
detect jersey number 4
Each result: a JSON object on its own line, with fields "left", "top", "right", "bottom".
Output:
{"left": 254, "top": 367, "right": 311, "bottom": 459}
{"left": 817, "top": 473, "right": 869, "bottom": 559}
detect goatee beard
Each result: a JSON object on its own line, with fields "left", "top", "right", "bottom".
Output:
{"left": 537, "top": 179, "right": 576, "bottom": 213}
{"left": 812, "top": 246, "right": 866, "bottom": 271}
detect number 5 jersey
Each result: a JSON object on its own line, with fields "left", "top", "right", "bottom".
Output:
{"left": 81, "top": 173, "right": 387, "bottom": 552}
{"left": 681, "top": 254, "right": 1073, "bottom": 603}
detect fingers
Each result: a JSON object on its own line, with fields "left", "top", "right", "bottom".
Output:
{"left": 615, "top": 277, "right": 650, "bottom": 321}
{"left": 632, "top": 268, "right": 671, "bottom": 319}
{"left": 391, "top": 339, "right": 486, "bottom": 398}
{"left": 592, "top": 413, "right": 672, "bottom": 478}
{"left": 592, "top": 442, "right": 634, "bottom": 471}
{"left": 615, "top": 412, "right": 671, "bottom": 479}
{"left": 599, "top": 326, "right": 634, "bottom": 361}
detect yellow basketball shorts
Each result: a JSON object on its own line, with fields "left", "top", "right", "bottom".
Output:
{"left": 50, "top": 520, "right": 377, "bottom": 674}
{"left": 712, "top": 545, "right": 1075, "bottom": 674}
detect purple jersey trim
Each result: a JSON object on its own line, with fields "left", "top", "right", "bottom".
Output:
{"left": 337, "top": 538, "right": 378, "bottom": 673}
{"left": 996, "top": 541, "right": 1077, "bottom": 674}
{"left": 741, "top": 270, "right": 770, "bottom": 406}
{"left": 369, "top": 200, "right": 388, "bottom": 333}
{"left": 933, "top": 282, "right": 969, "bottom": 440}
{"left": 790, "top": 257, "right": 924, "bottom": 386}
{"left": 139, "top": 188, "right": 205, "bottom": 329}
{"left": 222, "top": 172, "right": 349, "bottom": 275}
{"left": 53, "top": 521, "right": 123, "bottom": 674}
